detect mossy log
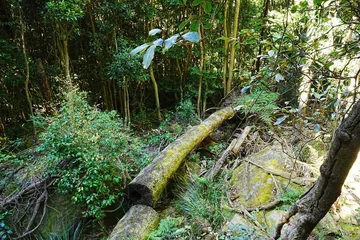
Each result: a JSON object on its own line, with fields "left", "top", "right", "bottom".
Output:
{"left": 108, "top": 204, "right": 159, "bottom": 240}
{"left": 127, "top": 106, "right": 236, "bottom": 207}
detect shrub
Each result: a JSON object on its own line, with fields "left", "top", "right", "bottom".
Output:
{"left": 35, "top": 91, "right": 150, "bottom": 219}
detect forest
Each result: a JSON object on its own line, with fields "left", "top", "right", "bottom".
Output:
{"left": 1, "top": 0, "right": 360, "bottom": 239}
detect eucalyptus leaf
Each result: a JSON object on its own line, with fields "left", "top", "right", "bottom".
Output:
{"left": 149, "top": 28, "right": 162, "bottom": 36}
{"left": 130, "top": 43, "right": 149, "bottom": 56}
{"left": 182, "top": 32, "right": 200, "bottom": 42}
{"left": 153, "top": 38, "right": 164, "bottom": 47}
{"left": 164, "top": 34, "right": 179, "bottom": 51}
{"left": 142, "top": 45, "right": 156, "bottom": 69}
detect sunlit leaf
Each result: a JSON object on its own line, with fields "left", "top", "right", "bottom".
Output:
{"left": 313, "top": 124, "right": 321, "bottom": 132}
{"left": 268, "top": 50, "right": 275, "bottom": 57}
{"left": 153, "top": 38, "right": 164, "bottom": 47}
{"left": 182, "top": 32, "right": 200, "bottom": 42}
{"left": 130, "top": 43, "right": 149, "bottom": 56}
{"left": 274, "top": 115, "right": 288, "bottom": 126}
{"left": 142, "top": 45, "right": 156, "bottom": 69}
{"left": 241, "top": 85, "right": 251, "bottom": 94}
{"left": 163, "top": 34, "right": 179, "bottom": 51}
{"left": 149, "top": 28, "right": 162, "bottom": 36}
{"left": 313, "top": 92, "right": 322, "bottom": 99}
{"left": 217, "top": 36, "right": 231, "bottom": 41}
{"left": 275, "top": 73, "right": 284, "bottom": 82}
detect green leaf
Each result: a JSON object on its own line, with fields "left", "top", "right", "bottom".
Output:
{"left": 190, "top": 20, "right": 200, "bottom": 31}
{"left": 182, "top": 32, "right": 200, "bottom": 42}
{"left": 313, "top": 0, "right": 323, "bottom": 5}
{"left": 179, "top": 20, "right": 189, "bottom": 31}
{"left": 217, "top": 36, "right": 231, "bottom": 41}
{"left": 204, "top": 1, "right": 212, "bottom": 13}
{"left": 202, "top": 20, "right": 212, "bottom": 29}
{"left": 143, "top": 45, "right": 156, "bottom": 69}
{"left": 130, "top": 43, "right": 149, "bottom": 56}
{"left": 192, "top": 0, "right": 203, "bottom": 6}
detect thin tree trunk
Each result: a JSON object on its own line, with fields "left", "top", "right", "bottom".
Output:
{"left": 255, "top": 0, "right": 270, "bottom": 73}
{"left": 150, "top": 64, "right": 162, "bottom": 120}
{"left": 19, "top": 3, "right": 36, "bottom": 137}
{"left": 275, "top": 99, "right": 360, "bottom": 239}
{"left": 197, "top": 9, "right": 205, "bottom": 117}
{"left": 222, "top": 0, "right": 229, "bottom": 97}
{"left": 226, "top": 0, "right": 241, "bottom": 95}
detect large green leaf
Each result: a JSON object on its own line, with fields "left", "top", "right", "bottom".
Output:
{"left": 142, "top": 45, "right": 156, "bottom": 69}
{"left": 190, "top": 20, "right": 200, "bottom": 31}
{"left": 204, "top": 1, "right": 212, "bottom": 13}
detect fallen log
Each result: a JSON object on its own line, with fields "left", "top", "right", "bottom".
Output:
{"left": 205, "top": 139, "right": 237, "bottom": 179}
{"left": 127, "top": 106, "right": 236, "bottom": 207}
{"left": 206, "top": 126, "right": 252, "bottom": 178}
{"left": 108, "top": 204, "right": 159, "bottom": 240}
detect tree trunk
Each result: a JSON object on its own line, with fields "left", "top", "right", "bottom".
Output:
{"left": 150, "top": 63, "right": 162, "bottom": 121}
{"left": 127, "top": 106, "right": 236, "bottom": 207}
{"left": 197, "top": 9, "right": 205, "bottom": 117}
{"left": 108, "top": 205, "right": 159, "bottom": 240}
{"left": 222, "top": 0, "right": 229, "bottom": 97}
{"left": 226, "top": 0, "right": 241, "bottom": 95}
{"left": 275, "top": 99, "right": 360, "bottom": 239}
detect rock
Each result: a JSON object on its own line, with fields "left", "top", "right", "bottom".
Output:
{"left": 229, "top": 143, "right": 292, "bottom": 209}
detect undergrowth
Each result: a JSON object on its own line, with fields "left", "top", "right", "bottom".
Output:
{"left": 234, "top": 88, "right": 279, "bottom": 125}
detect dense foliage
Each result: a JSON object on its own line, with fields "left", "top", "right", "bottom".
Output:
{"left": 1, "top": 0, "right": 360, "bottom": 238}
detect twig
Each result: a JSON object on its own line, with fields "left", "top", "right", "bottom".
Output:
{"left": 13, "top": 189, "right": 48, "bottom": 239}
{"left": 244, "top": 159, "right": 316, "bottom": 186}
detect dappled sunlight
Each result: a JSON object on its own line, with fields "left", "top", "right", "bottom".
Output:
{"left": 337, "top": 151, "right": 360, "bottom": 224}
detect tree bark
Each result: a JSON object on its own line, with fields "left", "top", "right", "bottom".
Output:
{"left": 226, "top": 0, "right": 241, "bottom": 95}
{"left": 127, "top": 106, "right": 236, "bottom": 207}
{"left": 275, "top": 99, "right": 360, "bottom": 239}
{"left": 108, "top": 205, "right": 159, "bottom": 240}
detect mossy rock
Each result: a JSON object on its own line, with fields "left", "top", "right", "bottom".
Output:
{"left": 229, "top": 144, "right": 291, "bottom": 209}
{"left": 37, "top": 192, "right": 81, "bottom": 237}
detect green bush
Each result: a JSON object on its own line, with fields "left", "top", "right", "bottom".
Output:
{"left": 35, "top": 91, "right": 150, "bottom": 219}
{"left": 234, "top": 88, "right": 279, "bottom": 125}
